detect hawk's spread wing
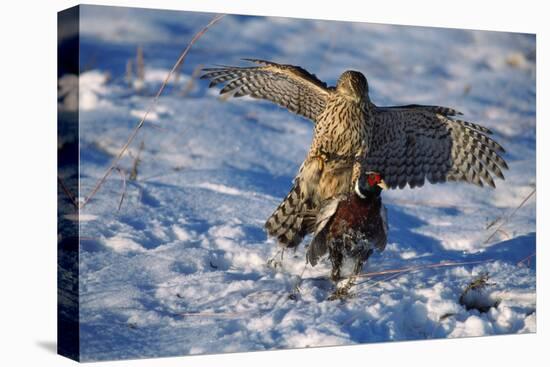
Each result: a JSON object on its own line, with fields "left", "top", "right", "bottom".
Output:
{"left": 365, "top": 105, "right": 508, "bottom": 189}
{"left": 200, "top": 59, "right": 332, "bottom": 122}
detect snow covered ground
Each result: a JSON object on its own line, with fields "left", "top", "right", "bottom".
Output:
{"left": 59, "top": 5, "right": 536, "bottom": 362}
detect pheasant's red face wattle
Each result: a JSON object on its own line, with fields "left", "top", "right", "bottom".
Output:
{"left": 367, "top": 173, "right": 382, "bottom": 188}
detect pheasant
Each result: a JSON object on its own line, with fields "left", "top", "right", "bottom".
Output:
{"left": 306, "top": 171, "right": 388, "bottom": 288}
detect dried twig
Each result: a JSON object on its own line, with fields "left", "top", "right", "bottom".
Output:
{"left": 180, "top": 63, "right": 203, "bottom": 97}
{"left": 114, "top": 167, "right": 127, "bottom": 212}
{"left": 355, "top": 271, "right": 404, "bottom": 292}
{"left": 484, "top": 187, "right": 536, "bottom": 244}
{"left": 57, "top": 175, "right": 79, "bottom": 209}
{"left": 78, "top": 14, "right": 226, "bottom": 209}
{"left": 288, "top": 262, "right": 308, "bottom": 301}
{"left": 459, "top": 272, "right": 499, "bottom": 312}
{"left": 129, "top": 141, "right": 144, "bottom": 181}
{"left": 352, "top": 259, "right": 493, "bottom": 294}
{"left": 355, "top": 259, "right": 492, "bottom": 279}
{"left": 136, "top": 45, "right": 145, "bottom": 82}
{"left": 517, "top": 251, "right": 536, "bottom": 267}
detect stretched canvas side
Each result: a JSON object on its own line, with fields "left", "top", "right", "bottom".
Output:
{"left": 57, "top": 5, "right": 80, "bottom": 362}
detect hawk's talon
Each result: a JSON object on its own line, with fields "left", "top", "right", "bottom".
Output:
{"left": 328, "top": 277, "right": 357, "bottom": 301}
{"left": 267, "top": 248, "right": 285, "bottom": 269}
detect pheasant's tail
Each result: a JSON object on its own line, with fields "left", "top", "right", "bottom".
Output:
{"left": 265, "top": 185, "right": 308, "bottom": 248}
{"left": 306, "top": 233, "right": 328, "bottom": 267}
{"left": 304, "top": 197, "right": 340, "bottom": 266}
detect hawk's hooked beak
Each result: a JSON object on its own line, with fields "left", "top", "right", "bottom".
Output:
{"left": 377, "top": 179, "right": 389, "bottom": 191}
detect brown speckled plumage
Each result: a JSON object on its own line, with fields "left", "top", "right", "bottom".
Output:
{"left": 201, "top": 59, "right": 507, "bottom": 250}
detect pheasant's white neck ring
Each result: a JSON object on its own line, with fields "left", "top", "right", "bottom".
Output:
{"left": 354, "top": 180, "right": 366, "bottom": 199}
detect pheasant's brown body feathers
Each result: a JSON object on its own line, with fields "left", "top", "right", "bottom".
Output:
{"left": 306, "top": 191, "right": 387, "bottom": 281}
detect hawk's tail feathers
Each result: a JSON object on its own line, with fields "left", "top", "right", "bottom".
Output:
{"left": 265, "top": 185, "right": 307, "bottom": 248}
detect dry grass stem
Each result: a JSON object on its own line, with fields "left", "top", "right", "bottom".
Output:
{"left": 129, "top": 141, "right": 144, "bottom": 181}
{"left": 180, "top": 64, "right": 203, "bottom": 97}
{"left": 136, "top": 46, "right": 145, "bottom": 81}
{"left": 114, "top": 167, "right": 127, "bottom": 212}
{"left": 78, "top": 14, "right": 226, "bottom": 209}
{"left": 58, "top": 175, "right": 79, "bottom": 209}
{"left": 484, "top": 187, "right": 536, "bottom": 244}
{"left": 355, "top": 259, "right": 492, "bottom": 279}
{"left": 517, "top": 251, "right": 536, "bottom": 267}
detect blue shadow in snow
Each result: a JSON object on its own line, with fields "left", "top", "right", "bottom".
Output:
{"left": 385, "top": 204, "right": 450, "bottom": 259}
{"left": 471, "top": 232, "right": 536, "bottom": 269}
{"left": 385, "top": 202, "right": 536, "bottom": 269}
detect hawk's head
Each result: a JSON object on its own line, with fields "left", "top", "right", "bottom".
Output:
{"left": 336, "top": 71, "right": 369, "bottom": 102}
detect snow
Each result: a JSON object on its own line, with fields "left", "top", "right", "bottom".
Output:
{"left": 61, "top": 4, "right": 536, "bottom": 362}
{"left": 101, "top": 234, "right": 146, "bottom": 254}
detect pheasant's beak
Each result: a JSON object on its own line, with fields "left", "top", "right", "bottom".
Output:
{"left": 377, "top": 179, "right": 389, "bottom": 191}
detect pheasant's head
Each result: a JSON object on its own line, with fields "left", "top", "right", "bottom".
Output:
{"left": 355, "top": 171, "right": 388, "bottom": 199}
{"left": 336, "top": 71, "right": 369, "bottom": 102}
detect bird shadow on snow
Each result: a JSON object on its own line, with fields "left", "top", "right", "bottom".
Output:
{"left": 385, "top": 204, "right": 449, "bottom": 260}
{"left": 378, "top": 204, "right": 535, "bottom": 270}
{"left": 474, "top": 233, "right": 536, "bottom": 269}
{"left": 220, "top": 162, "right": 297, "bottom": 200}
